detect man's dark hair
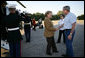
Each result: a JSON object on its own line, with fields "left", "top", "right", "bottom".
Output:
{"left": 63, "top": 6, "right": 70, "bottom": 12}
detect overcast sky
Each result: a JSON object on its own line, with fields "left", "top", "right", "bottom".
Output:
{"left": 7, "top": 1, "right": 84, "bottom": 16}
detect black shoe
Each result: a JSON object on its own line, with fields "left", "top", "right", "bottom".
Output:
{"left": 63, "top": 41, "right": 65, "bottom": 44}
{"left": 33, "top": 28, "right": 36, "bottom": 31}
{"left": 53, "top": 51, "right": 59, "bottom": 53}
{"left": 64, "top": 42, "right": 65, "bottom": 44}
{"left": 26, "top": 41, "right": 30, "bottom": 43}
{"left": 46, "top": 53, "right": 52, "bottom": 55}
{"left": 56, "top": 41, "right": 60, "bottom": 43}
{"left": 62, "top": 54, "right": 68, "bottom": 57}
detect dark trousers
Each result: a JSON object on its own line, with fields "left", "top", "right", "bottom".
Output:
{"left": 1, "top": 26, "right": 7, "bottom": 40}
{"left": 46, "top": 36, "right": 57, "bottom": 53}
{"left": 24, "top": 25, "right": 31, "bottom": 42}
{"left": 64, "top": 30, "right": 75, "bottom": 57}
{"left": 9, "top": 41, "right": 21, "bottom": 57}
{"left": 57, "top": 30, "right": 65, "bottom": 43}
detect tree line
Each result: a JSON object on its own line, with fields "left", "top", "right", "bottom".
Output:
{"left": 77, "top": 14, "right": 84, "bottom": 20}
{"left": 28, "top": 11, "right": 84, "bottom": 21}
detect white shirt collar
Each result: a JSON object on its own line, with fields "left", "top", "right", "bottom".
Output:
{"left": 66, "top": 12, "right": 71, "bottom": 17}
{"left": 60, "top": 19, "right": 64, "bottom": 21}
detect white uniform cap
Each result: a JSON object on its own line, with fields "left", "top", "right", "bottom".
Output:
{"left": 8, "top": 4, "right": 16, "bottom": 9}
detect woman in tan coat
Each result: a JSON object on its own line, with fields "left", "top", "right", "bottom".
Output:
{"left": 44, "top": 11, "right": 63, "bottom": 55}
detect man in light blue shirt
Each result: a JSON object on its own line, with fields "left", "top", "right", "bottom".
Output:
{"left": 62, "top": 6, "right": 77, "bottom": 57}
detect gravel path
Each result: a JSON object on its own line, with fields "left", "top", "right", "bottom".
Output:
{"left": 21, "top": 23, "right": 84, "bottom": 57}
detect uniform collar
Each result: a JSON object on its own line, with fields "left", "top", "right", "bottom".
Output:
{"left": 9, "top": 13, "right": 16, "bottom": 15}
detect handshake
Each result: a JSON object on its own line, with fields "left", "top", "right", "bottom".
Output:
{"left": 55, "top": 24, "right": 64, "bottom": 31}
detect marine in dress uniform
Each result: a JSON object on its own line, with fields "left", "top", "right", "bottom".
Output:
{"left": 62, "top": 6, "right": 77, "bottom": 57}
{"left": 3, "top": 5, "right": 24, "bottom": 57}
{"left": 24, "top": 13, "right": 31, "bottom": 42}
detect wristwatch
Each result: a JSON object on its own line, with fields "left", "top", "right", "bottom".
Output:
{"left": 70, "top": 33, "right": 72, "bottom": 36}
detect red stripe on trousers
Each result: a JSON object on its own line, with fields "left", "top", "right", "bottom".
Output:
{"left": 20, "top": 40, "right": 21, "bottom": 57}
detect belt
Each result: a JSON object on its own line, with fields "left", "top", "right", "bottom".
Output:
{"left": 8, "top": 27, "right": 19, "bottom": 31}
{"left": 24, "top": 22, "right": 31, "bottom": 25}
{"left": 65, "top": 29, "right": 71, "bottom": 31}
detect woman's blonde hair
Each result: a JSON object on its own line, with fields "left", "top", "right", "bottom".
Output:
{"left": 45, "top": 11, "right": 52, "bottom": 17}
